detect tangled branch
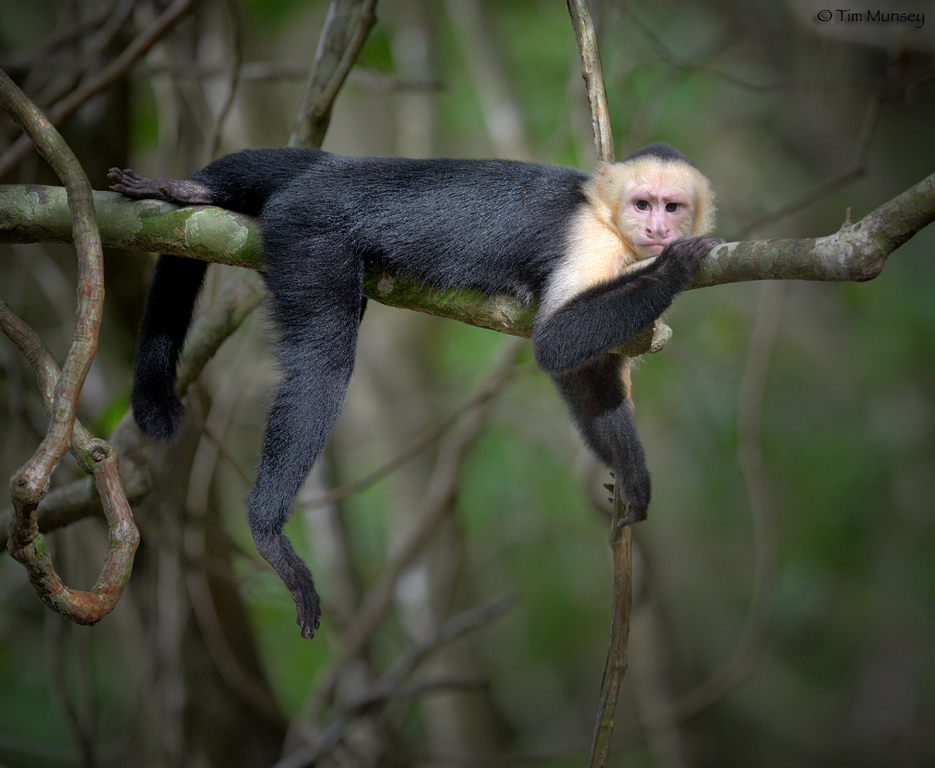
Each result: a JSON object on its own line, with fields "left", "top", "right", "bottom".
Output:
{"left": 0, "top": 69, "right": 138, "bottom": 624}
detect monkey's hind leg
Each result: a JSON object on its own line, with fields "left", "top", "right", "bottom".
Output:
{"left": 245, "top": 234, "right": 365, "bottom": 639}
{"left": 554, "top": 355, "right": 650, "bottom": 525}
{"left": 108, "top": 167, "right": 215, "bottom": 205}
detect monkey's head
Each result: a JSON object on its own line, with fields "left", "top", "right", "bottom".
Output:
{"left": 586, "top": 145, "right": 716, "bottom": 262}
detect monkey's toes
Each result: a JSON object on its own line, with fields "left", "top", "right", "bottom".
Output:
{"left": 107, "top": 167, "right": 156, "bottom": 198}
{"left": 292, "top": 586, "right": 322, "bottom": 640}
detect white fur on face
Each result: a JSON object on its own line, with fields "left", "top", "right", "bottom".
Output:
{"left": 538, "top": 156, "right": 715, "bottom": 321}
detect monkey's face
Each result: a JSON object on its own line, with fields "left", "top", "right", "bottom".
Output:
{"left": 617, "top": 175, "right": 697, "bottom": 260}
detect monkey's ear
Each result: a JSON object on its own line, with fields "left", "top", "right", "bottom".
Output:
{"left": 594, "top": 163, "right": 613, "bottom": 180}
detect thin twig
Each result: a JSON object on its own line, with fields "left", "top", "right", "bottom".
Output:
{"left": 303, "top": 362, "right": 532, "bottom": 509}
{"left": 46, "top": 613, "right": 96, "bottom": 768}
{"left": 204, "top": 0, "right": 245, "bottom": 161}
{"left": 0, "top": 1, "right": 120, "bottom": 72}
{"left": 733, "top": 90, "right": 884, "bottom": 239}
{"left": 565, "top": 3, "right": 634, "bottom": 766}
{"left": 34, "top": 0, "right": 138, "bottom": 111}
{"left": 138, "top": 62, "right": 445, "bottom": 91}
{"left": 633, "top": 282, "right": 784, "bottom": 735}
{"left": 275, "top": 595, "right": 514, "bottom": 768}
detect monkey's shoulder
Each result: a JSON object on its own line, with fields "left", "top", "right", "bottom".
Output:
{"left": 538, "top": 204, "right": 638, "bottom": 315}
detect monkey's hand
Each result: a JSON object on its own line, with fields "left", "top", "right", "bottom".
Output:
{"left": 659, "top": 236, "right": 726, "bottom": 283}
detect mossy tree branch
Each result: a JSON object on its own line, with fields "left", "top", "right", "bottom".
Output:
{"left": 1, "top": 172, "right": 932, "bottom": 349}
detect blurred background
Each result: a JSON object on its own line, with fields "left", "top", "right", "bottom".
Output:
{"left": 0, "top": 0, "right": 933, "bottom": 766}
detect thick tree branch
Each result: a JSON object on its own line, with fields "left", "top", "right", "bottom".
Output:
{"left": 2, "top": 173, "right": 931, "bottom": 352}
{"left": 696, "top": 169, "right": 935, "bottom": 286}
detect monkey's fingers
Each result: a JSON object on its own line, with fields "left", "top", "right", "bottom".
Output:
{"left": 664, "top": 236, "right": 725, "bottom": 276}
{"left": 699, "top": 236, "right": 726, "bottom": 251}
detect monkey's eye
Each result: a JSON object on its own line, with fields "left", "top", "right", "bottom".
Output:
{"left": 635, "top": 200, "right": 649, "bottom": 211}
{"left": 665, "top": 203, "right": 680, "bottom": 213}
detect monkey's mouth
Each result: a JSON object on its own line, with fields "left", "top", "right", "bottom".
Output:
{"left": 637, "top": 241, "right": 671, "bottom": 256}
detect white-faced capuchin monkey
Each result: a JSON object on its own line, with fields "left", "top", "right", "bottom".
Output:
{"left": 109, "top": 142, "right": 721, "bottom": 639}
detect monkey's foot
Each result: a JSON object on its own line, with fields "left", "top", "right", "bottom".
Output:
{"left": 618, "top": 503, "right": 648, "bottom": 527}
{"left": 107, "top": 167, "right": 214, "bottom": 205}
{"left": 250, "top": 529, "right": 323, "bottom": 640}
{"left": 291, "top": 583, "right": 322, "bottom": 640}
{"left": 616, "top": 471, "right": 650, "bottom": 526}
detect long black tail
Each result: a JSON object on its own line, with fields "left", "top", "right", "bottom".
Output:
{"left": 130, "top": 255, "right": 208, "bottom": 439}
{"left": 126, "top": 147, "right": 325, "bottom": 439}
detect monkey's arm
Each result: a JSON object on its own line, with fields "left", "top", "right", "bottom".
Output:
{"left": 554, "top": 356, "right": 651, "bottom": 522}
{"left": 533, "top": 236, "right": 723, "bottom": 374}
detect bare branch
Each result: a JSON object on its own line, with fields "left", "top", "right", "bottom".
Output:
{"left": 289, "top": 0, "right": 380, "bottom": 148}
{"left": 566, "top": 0, "right": 614, "bottom": 163}
{"left": 566, "top": 4, "right": 630, "bottom": 765}
{"left": 302, "top": 362, "right": 533, "bottom": 510}
{"left": 275, "top": 595, "right": 514, "bottom": 768}
{"left": 733, "top": 91, "right": 884, "bottom": 239}
{"left": 590, "top": 486, "right": 633, "bottom": 767}
{"left": 629, "top": 282, "right": 784, "bottom": 739}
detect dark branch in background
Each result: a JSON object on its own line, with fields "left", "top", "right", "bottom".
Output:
{"left": 204, "top": 0, "right": 245, "bottom": 162}
{"left": 308, "top": 338, "right": 527, "bottom": 720}
{"left": 733, "top": 91, "right": 883, "bottom": 239}
{"left": 622, "top": 282, "right": 785, "bottom": 744}
{"left": 0, "top": 1, "right": 121, "bottom": 73}
{"left": 132, "top": 62, "right": 445, "bottom": 91}
{"left": 274, "top": 595, "right": 515, "bottom": 768}
{"left": 303, "top": 362, "right": 534, "bottom": 510}
{"left": 0, "top": 69, "right": 138, "bottom": 624}
{"left": 0, "top": 0, "right": 202, "bottom": 180}
{"left": 31, "top": 0, "right": 137, "bottom": 115}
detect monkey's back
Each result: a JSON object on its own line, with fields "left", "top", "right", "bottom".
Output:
{"left": 259, "top": 153, "right": 590, "bottom": 303}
